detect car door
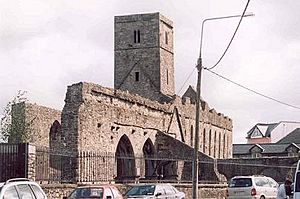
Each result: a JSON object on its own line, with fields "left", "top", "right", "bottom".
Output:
{"left": 268, "top": 178, "right": 279, "bottom": 198}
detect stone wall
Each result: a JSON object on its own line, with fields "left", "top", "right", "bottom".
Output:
{"left": 60, "top": 82, "right": 232, "bottom": 182}
{"left": 14, "top": 102, "right": 61, "bottom": 147}
{"left": 62, "top": 82, "right": 231, "bottom": 155}
{"left": 217, "top": 156, "right": 299, "bottom": 183}
{"left": 41, "top": 184, "right": 76, "bottom": 199}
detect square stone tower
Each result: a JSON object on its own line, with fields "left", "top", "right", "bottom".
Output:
{"left": 114, "top": 12, "right": 175, "bottom": 102}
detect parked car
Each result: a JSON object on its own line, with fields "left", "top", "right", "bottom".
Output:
{"left": 227, "top": 175, "right": 278, "bottom": 199}
{"left": 63, "top": 185, "right": 123, "bottom": 199}
{"left": 0, "top": 178, "right": 47, "bottom": 199}
{"left": 124, "top": 183, "right": 185, "bottom": 199}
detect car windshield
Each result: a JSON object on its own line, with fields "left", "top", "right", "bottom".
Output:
{"left": 229, "top": 178, "right": 252, "bottom": 188}
{"left": 69, "top": 187, "right": 104, "bottom": 198}
{"left": 125, "top": 185, "right": 155, "bottom": 196}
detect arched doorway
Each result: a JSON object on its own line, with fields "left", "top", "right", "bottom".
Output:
{"left": 115, "top": 135, "right": 135, "bottom": 181}
{"left": 143, "top": 139, "right": 156, "bottom": 178}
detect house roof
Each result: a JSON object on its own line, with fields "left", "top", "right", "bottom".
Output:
{"left": 246, "top": 123, "right": 279, "bottom": 138}
{"left": 277, "top": 128, "right": 300, "bottom": 144}
{"left": 233, "top": 143, "right": 300, "bottom": 155}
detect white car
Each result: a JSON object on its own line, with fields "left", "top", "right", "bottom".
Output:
{"left": 125, "top": 184, "right": 185, "bottom": 199}
{"left": 0, "top": 178, "right": 47, "bottom": 199}
{"left": 294, "top": 160, "right": 300, "bottom": 199}
{"left": 227, "top": 175, "right": 278, "bottom": 199}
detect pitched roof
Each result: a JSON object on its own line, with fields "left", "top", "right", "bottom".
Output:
{"left": 246, "top": 123, "right": 279, "bottom": 138}
{"left": 233, "top": 143, "right": 300, "bottom": 155}
{"left": 277, "top": 128, "right": 300, "bottom": 144}
{"left": 182, "top": 85, "right": 204, "bottom": 105}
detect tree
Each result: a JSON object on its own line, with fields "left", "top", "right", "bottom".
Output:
{"left": 0, "top": 90, "right": 33, "bottom": 143}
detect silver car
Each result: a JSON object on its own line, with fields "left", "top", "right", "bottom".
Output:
{"left": 125, "top": 184, "right": 185, "bottom": 199}
{"left": 227, "top": 175, "right": 278, "bottom": 199}
{"left": 0, "top": 178, "right": 47, "bottom": 199}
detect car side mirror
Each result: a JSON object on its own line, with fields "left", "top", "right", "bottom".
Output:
{"left": 106, "top": 196, "right": 112, "bottom": 199}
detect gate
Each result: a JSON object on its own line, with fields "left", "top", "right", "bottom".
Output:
{"left": 0, "top": 143, "right": 28, "bottom": 181}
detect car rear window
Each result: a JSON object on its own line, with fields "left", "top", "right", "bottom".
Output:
{"left": 125, "top": 185, "right": 155, "bottom": 196}
{"left": 229, "top": 178, "right": 252, "bottom": 188}
{"left": 69, "top": 187, "right": 104, "bottom": 198}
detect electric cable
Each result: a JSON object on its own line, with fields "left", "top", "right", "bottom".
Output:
{"left": 177, "top": 66, "right": 197, "bottom": 95}
{"left": 204, "top": 0, "right": 251, "bottom": 70}
{"left": 205, "top": 68, "right": 300, "bottom": 110}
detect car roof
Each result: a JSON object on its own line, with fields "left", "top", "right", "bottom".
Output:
{"left": 76, "top": 184, "right": 118, "bottom": 188}
{"left": 129, "top": 183, "right": 171, "bottom": 186}
{"left": 232, "top": 175, "right": 267, "bottom": 178}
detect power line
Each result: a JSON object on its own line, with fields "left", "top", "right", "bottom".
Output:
{"left": 177, "top": 66, "right": 197, "bottom": 95}
{"left": 177, "top": 0, "right": 251, "bottom": 95}
{"left": 205, "top": 68, "right": 300, "bottom": 110}
{"left": 204, "top": 0, "right": 251, "bottom": 70}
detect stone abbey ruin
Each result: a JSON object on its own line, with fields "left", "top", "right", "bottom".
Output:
{"left": 13, "top": 12, "right": 233, "bottom": 183}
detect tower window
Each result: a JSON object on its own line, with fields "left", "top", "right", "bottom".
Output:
{"left": 190, "top": 125, "right": 194, "bottom": 147}
{"left": 165, "top": 31, "right": 168, "bottom": 45}
{"left": 134, "top": 30, "right": 141, "bottom": 43}
{"left": 166, "top": 69, "right": 169, "bottom": 85}
{"left": 135, "top": 72, "right": 140, "bottom": 81}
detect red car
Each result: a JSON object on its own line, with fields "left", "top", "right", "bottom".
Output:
{"left": 64, "top": 185, "right": 123, "bottom": 199}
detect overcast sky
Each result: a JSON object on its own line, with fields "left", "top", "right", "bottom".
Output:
{"left": 1, "top": 0, "right": 300, "bottom": 143}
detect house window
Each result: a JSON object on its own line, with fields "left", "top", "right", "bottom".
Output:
{"left": 134, "top": 30, "right": 141, "bottom": 43}
{"left": 135, "top": 72, "right": 139, "bottom": 81}
{"left": 165, "top": 31, "right": 168, "bottom": 45}
{"left": 251, "top": 152, "right": 262, "bottom": 158}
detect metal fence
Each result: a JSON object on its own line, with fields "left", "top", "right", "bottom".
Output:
{"left": 34, "top": 147, "right": 199, "bottom": 184}
{"left": 35, "top": 147, "right": 76, "bottom": 183}
{"left": 0, "top": 144, "right": 220, "bottom": 184}
{"left": 0, "top": 143, "right": 27, "bottom": 181}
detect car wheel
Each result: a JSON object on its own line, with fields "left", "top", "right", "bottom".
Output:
{"left": 259, "top": 196, "right": 265, "bottom": 199}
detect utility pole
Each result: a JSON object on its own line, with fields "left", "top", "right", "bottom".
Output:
{"left": 192, "top": 57, "right": 202, "bottom": 199}
{"left": 191, "top": 13, "right": 254, "bottom": 199}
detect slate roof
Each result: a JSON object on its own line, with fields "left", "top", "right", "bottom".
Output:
{"left": 246, "top": 123, "right": 279, "bottom": 138}
{"left": 233, "top": 143, "right": 300, "bottom": 155}
{"left": 277, "top": 128, "right": 300, "bottom": 144}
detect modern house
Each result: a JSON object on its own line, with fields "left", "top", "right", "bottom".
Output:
{"left": 246, "top": 121, "right": 300, "bottom": 144}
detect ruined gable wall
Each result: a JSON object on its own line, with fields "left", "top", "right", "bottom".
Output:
{"left": 24, "top": 103, "right": 61, "bottom": 147}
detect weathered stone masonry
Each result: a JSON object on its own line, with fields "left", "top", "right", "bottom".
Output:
{"left": 60, "top": 81, "right": 232, "bottom": 181}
